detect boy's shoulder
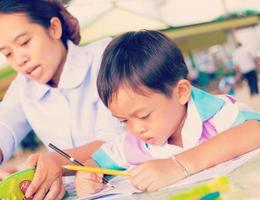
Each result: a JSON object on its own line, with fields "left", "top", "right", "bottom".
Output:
{"left": 191, "top": 87, "right": 226, "bottom": 121}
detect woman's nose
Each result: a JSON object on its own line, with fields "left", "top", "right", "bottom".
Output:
{"left": 15, "top": 50, "right": 29, "bottom": 67}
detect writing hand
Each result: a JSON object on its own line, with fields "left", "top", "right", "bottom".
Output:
{"left": 75, "top": 170, "right": 105, "bottom": 196}
{"left": 129, "top": 158, "right": 186, "bottom": 192}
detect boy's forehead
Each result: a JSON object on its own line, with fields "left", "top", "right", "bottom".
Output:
{"left": 108, "top": 91, "right": 151, "bottom": 118}
{"left": 111, "top": 85, "right": 150, "bottom": 101}
{"left": 109, "top": 85, "right": 167, "bottom": 111}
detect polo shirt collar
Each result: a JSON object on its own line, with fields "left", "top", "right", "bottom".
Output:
{"left": 181, "top": 86, "right": 225, "bottom": 148}
{"left": 148, "top": 86, "right": 226, "bottom": 154}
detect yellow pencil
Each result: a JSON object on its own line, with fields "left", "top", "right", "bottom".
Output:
{"left": 63, "top": 165, "right": 130, "bottom": 176}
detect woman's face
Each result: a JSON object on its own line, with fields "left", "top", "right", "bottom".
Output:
{"left": 0, "top": 13, "right": 66, "bottom": 85}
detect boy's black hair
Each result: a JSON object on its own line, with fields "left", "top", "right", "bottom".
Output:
{"left": 0, "top": 0, "right": 77, "bottom": 47}
{"left": 97, "top": 30, "right": 189, "bottom": 107}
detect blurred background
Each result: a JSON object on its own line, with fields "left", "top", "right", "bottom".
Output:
{"left": 0, "top": 0, "right": 259, "bottom": 168}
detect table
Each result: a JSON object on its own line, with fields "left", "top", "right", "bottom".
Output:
{"left": 65, "top": 152, "right": 260, "bottom": 200}
{"left": 113, "top": 153, "right": 260, "bottom": 200}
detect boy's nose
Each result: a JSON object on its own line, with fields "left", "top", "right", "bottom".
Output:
{"left": 130, "top": 123, "right": 146, "bottom": 136}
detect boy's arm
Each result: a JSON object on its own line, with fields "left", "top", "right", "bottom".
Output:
{"left": 91, "top": 134, "right": 129, "bottom": 170}
{"left": 176, "top": 120, "right": 260, "bottom": 175}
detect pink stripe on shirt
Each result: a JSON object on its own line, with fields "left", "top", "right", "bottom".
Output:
{"left": 123, "top": 133, "right": 153, "bottom": 165}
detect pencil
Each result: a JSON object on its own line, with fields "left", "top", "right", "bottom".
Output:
{"left": 48, "top": 143, "right": 111, "bottom": 184}
{"left": 63, "top": 165, "right": 130, "bottom": 176}
{"left": 48, "top": 143, "right": 84, "bottom": 166}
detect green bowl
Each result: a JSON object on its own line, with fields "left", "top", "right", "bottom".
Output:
{"left": 0, "top": 168, "right": 35, "bottom": 199}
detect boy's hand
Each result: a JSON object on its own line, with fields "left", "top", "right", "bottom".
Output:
{"left": 75, "top": 171, "right": 104, "bottom": 197}
{"left": 24, "top": 153, "right": 65, "bottom": 200}
{"left": 129, "top": 158, "right": 186, "bottom": 192}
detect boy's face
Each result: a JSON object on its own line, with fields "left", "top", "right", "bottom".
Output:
{"left": 0, "top": 13, "right": 65, "bottom": 85}
{"left": 108, "top": 82, "right": 190, "bottom": 146}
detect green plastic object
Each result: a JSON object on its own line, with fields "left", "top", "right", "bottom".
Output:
{"left": 168, "top": 176, "right": 229, "bottom": 200}
{"left": 0, "top": 168, "right": 35, "bottom": 199}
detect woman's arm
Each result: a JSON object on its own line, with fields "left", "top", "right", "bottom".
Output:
{"left": 0, "top": 149, "right": 3, "bottom": 164}
{"left": 176, "top": 120, "right": 260, "bottom": 175}
{"left": 0, "top": 76, "right": 32, "bottom": 163}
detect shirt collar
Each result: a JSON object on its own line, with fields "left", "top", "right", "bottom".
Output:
{"left": 25, "top": 41, "right": 89, "bottom": 100}
{"left": 58, "top": 40, "right": 89, "bottom": 89}
{"left": 148, "top": 86, "right": 226, "bottom": 152}
{"left": 23, "top": 75, "right": 51, "bottom": 100}
{"left": 147, "top": 96, "right": 202, "bottom": 158}
{"left": 181, "top": 97, "right": 202, "bottom": 148}
{"left": 181, "top": 86, "right": 226, "bottom": 148}
{"left": 191, "top": 86, "right": 225, "bottom": 121}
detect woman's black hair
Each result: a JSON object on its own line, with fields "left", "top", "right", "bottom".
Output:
{"left": 97, "top": 30, "right": 189, "bottom": 107}
{"left": 0, "top": 0, "right": 80, "bottom": 47}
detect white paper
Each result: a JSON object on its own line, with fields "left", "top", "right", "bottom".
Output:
{"left": 76, "top": 177, "right": 139, "bottom": 200}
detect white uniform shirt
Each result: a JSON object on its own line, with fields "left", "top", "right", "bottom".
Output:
{"left": 232, "top": 46, "right": 256, "bottom": 73}
{"left": 0, "top": 38, "right": 124, "bottom": 162}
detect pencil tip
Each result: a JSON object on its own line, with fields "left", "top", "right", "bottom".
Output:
{"left": 107, "top": 183, "right": 115, "bottom": 189}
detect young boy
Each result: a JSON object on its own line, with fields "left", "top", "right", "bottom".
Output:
{"left": 75, "top": 30, "right": 260, "bottom": 196}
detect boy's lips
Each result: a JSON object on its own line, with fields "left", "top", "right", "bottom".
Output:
{"left": 142, "top": 137, "right": 155, "bottom": 144}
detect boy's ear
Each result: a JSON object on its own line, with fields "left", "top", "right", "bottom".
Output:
{"left": 49, "top": 17, "right": 62, "bottom": 39}
{"left": 174, "top": 79, "right": 191, "bottom": 105}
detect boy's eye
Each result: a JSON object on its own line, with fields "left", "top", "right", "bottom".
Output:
{"left": 119, "top": 120, "right": 127, "bottom": 124}
{"left": 139, "top": 113, "right": 151, "bottom": 119}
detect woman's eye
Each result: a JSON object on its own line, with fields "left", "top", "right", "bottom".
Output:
{"left": 1, "top": 51, "right": 11, "bottom": 57}
{"left": 120, "top": 120, "right": 127, "bottom": 124}
{"left": 21, "top": 39, "right": 30, "bottom": 46}
{"left": 5, "top": 52, "right": 11, "bottom": 57}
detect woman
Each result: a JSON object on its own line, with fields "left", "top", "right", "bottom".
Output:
{"left": 0, "top": 0, "right": 122, "bottom": 199}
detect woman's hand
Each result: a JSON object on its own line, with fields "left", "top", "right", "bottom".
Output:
{"left": 0, "top": 169, "right": 10, "bottom": 181}
{"left": 0, "top": 166, "right": 18, "bottom": 180}
{"left": 24, "top": 153, "right": 65, "bottom": 200}
{"left": 20, "top": 141, "right": 103, "bottom": 199}
{"left": 129, "top": 158, "right": 186, "bottom": 192}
